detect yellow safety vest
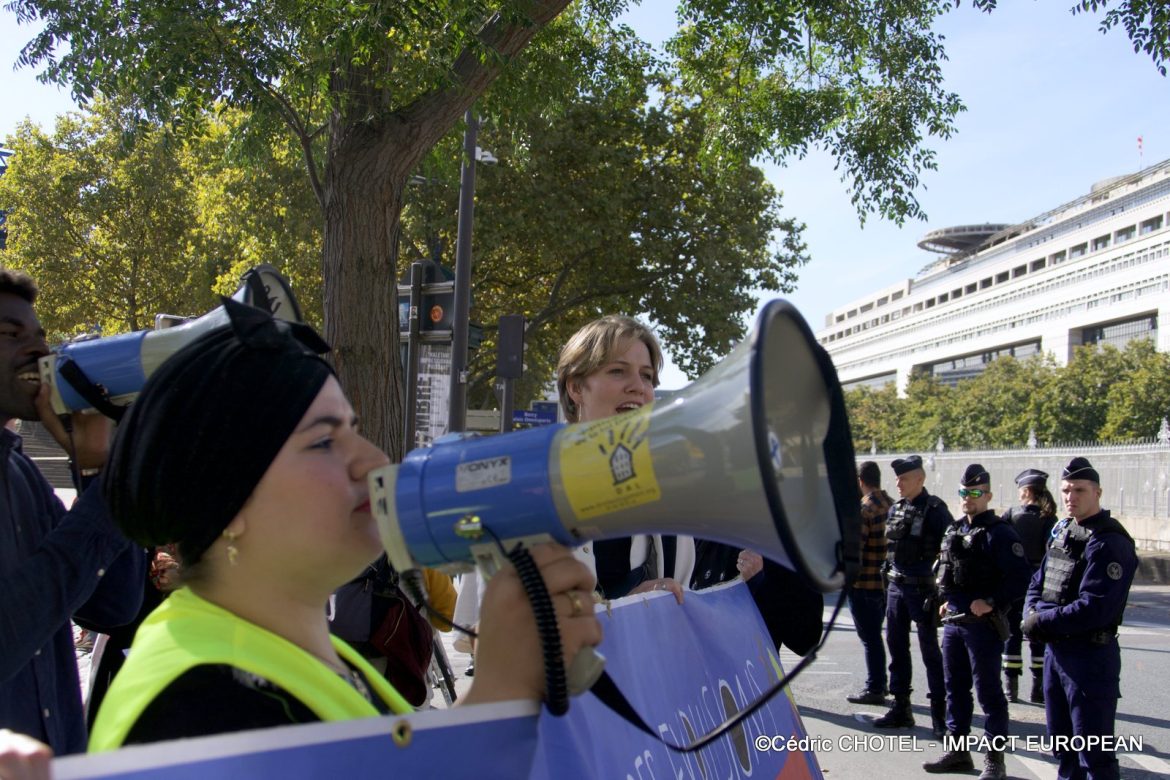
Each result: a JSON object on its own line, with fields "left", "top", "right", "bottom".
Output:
{"left": 89, "top": 587, "right": 412, "bottom": 751}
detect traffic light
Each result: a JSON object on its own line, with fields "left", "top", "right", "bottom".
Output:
{"left": 398, "top": 260, "right": 456, "bottom": 338}
{"left": 422, "top": 289, "right": 454, "bottom": 332}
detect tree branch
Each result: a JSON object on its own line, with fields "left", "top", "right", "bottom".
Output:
{"left": 200, "top": 19, "right": 327, "bottom": 208}
{"left": 397, "top": 0, "right": 573, "bottom": 153}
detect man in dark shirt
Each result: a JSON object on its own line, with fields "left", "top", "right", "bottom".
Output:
{"left": 1024, "top": 457, "right": 1136, "bottom": 780}
{"left": 875, "top": 454, "right": 952, "bottom": 738}
{"left": 0, "top": 269, "right": 144, "bottom": 754}
{"left": 846, "top": 460, "right": 892, "bottom": 705}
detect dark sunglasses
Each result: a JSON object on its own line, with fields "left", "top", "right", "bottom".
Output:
{"left": 958, "top": 488, "right": 987, "bottom": 498}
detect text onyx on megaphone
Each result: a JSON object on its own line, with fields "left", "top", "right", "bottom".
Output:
{"left": 38, "top": 265, "right": 304, "bottom": 417}
{"left": 372, "top": 299, "right": 861, "bottom": 595}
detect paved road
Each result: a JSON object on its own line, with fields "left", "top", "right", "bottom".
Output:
{"left": 784, "top": 585, "right": 1170, "bottom": 780}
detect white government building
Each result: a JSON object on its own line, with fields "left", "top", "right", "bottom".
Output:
{"left": 819, "top": 159, "right": 1170, "bottom": 393}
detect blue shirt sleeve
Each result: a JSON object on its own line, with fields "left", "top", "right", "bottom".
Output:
{"left": 988, "top": 524, "right": 1031, "bottom": 609}
{"left": 0, "top": 478, "right": 145, "bottom": 682}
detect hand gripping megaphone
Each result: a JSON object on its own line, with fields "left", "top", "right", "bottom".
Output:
{"left": 371, "top": 298, "right": 861, "bottom": 595}
{"left": 38, "top": 265, "right": 305, "bottom": 417}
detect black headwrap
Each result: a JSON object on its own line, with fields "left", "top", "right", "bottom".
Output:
{"left": 103, "top": 297, "right": 334, "bottom": 565}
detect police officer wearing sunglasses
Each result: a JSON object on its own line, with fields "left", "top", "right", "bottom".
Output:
{"left": 924, "top": 465, "right": 1030, "bottom": 779}
{"left": 1023, "top": 457, "right": 1137, "bottom": 780}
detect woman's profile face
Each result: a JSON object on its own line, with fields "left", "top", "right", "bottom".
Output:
{"left": 237, "top": 377, "right": 389, "bottom": 588}
{"left": 568, "top": 338, "right": 655, "bottom": 423}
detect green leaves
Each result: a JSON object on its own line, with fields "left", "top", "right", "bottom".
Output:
{"left": 846, "top": 341, "right": 1170, "bottom": 451}
{"left": 401, "top": 32, "right": 807, "bottom": 407}
{"left": 0, "top": 99, "right": 209, "bottom": 338}
{"left": 665, "top": 0, "right": 964, "bottom": 225}
{"left": 0, "top": 100, "right": 319, "bottom": 339}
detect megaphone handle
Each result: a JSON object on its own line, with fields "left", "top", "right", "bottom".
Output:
{"left": 567, "top": 646, "right": 606, "bottom": 695}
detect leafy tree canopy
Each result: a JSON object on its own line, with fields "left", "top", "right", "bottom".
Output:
{"left": 846, "top": 340, "right": 1170, "bottom": 451}
{"left": 0, "top": 98, "right": 212, "bottom": 337}
{"left": 5, "top": 0, "right": 1166, "bottom": 455}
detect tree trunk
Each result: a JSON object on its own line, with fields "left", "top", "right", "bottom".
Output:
{"left": 321, "top": 129, "right": 410, "bottom": 461}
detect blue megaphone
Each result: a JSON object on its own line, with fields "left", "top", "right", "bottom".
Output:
{"left": 37, "top": 265, "right": 304, "bottom": 417}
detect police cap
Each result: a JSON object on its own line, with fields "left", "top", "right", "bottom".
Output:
{"left": 891, "top": 455, "right": 923, "bottom": 476}
{"left": 1062, "top": 457, "right": 1100, "bottom": 484}
{"left": 1014, "top": 468, "right": 1048, "bottom": 488}
{"left": 960, "top": 463, "right": 990, "bottom": 487}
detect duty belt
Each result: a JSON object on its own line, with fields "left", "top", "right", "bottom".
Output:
{"left": 942, "top": 611, "right": 982, "bottom": 625}
{"left": 1055, "top": 629, "right": 1115, "bottom": 645}
{"left": 886, "top": 570, "right": 934, "bottom": 587}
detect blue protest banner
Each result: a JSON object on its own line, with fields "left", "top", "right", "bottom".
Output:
{"left": 54, "top": 702, "right": 540, "bottom": 780}
{"left": 55, "top": 582, "right": 819, "bottom": 780}
{"left": 530, "top": 581, "right": 820, "bottom": 780}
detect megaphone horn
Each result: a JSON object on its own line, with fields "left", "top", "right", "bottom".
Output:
{"left": 38, "top": 264, "right": 305, "bottom": 417}
{"left": 372, "top": 299, "right": 861, "bottom": 594}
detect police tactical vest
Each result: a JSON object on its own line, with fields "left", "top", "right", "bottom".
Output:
{"left": 936, "top": 517, "right": 1001, "bottom": 595}
{"left": 886, "top": 497, "right": 942, "bottom": 568}
{"left": 1006, "top": 505, "right": 1054, "bottom": 566}
{"left": 1040, "top": 514, "right": 1132, "bottom": 611}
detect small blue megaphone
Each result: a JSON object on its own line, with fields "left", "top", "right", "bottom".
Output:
{"left": 370, "top": 299, "right": 861, "bottom": 595}
{"left": 37, "top": 265, "right": 304, "bottom": 417}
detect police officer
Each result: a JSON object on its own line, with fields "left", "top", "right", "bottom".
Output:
{"left": 1001, "top": 468, "right": 1058, "bottom": 703}
{"left": 875, "top": 455, "right": 951, "bottom": 737}
{"left": 1023, "top": 457, "right": 1137, "bottom": 780}
{"left": 923, "top": 465, "right": 1031, "bottom": 779}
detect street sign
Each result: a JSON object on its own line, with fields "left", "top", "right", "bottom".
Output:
{"left": 512, "top": 408, "right": 558, "bottom": 428}
{"left": 532, "top": 401, "right": 559, "bottom": 418}
{"left": 414, "top": 343, "right": 452, "bottom": 447}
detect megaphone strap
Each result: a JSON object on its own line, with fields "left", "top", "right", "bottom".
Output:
{"left": 57, "top": 357, "right": 127, "bottom": 422}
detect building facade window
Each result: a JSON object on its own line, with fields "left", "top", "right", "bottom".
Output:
{"left": 1081, "top": 315, "right": 1158, "bottom": 350}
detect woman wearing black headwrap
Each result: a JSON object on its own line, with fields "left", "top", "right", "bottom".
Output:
{"left": 89, "top": 299, "right": 601, "bottom": 750}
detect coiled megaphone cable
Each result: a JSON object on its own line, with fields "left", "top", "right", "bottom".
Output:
{"left": 396, "top": 532, "right": 572, "bottom": 715}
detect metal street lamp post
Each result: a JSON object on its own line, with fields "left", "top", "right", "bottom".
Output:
{"left": 447, "top": 110, "right": 497, "bottom": 433}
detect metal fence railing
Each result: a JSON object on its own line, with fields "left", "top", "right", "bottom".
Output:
{"left": 860, "top": 443, "right": 1170, "bottom": 551}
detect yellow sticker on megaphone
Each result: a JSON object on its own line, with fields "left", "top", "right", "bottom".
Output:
{"left": 559, "top": 405, "right": 661, "bottom": 520}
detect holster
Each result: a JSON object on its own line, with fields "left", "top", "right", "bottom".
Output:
{"left": 922, "top": 590, "right": 942, "bottom": 630}
{"left": 988, "top": 610, "right": 1011, "bottom": 642}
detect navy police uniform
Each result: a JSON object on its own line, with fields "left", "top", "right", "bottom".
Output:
{"left": 1024, "top": 458, "right": 1137, "bottom": 780}
{"left": 934, "top": 466, "right": 1031, "bottom": 757}
{"left": 876, "top": 455, "right": 951, "bottom": 734}
{"left": 1002, "top": 468, "right": 1057, "bottom": 702}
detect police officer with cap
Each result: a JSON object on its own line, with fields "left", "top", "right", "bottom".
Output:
{"left": 1001, "top": 468, "right": 1058, "bottom": 704}
{"left": 924, "top": 465, "right": 1030, "bottom": 779}
{"left": 1024, "top": 457, "right": 1137, "bottom": 780}
{"left": 875, "top": 454, "right": 951, "bottom": 737}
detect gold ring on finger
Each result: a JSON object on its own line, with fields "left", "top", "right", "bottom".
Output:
{"left": 566, "top": 589, "right": 585, "bottom": 617}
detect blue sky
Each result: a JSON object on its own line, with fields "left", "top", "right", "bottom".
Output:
{"left": 4, "top": 2, "right": 1170, "bottom": 389}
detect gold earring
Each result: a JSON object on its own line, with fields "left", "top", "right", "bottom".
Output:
{"left": 223, "top": 530, "right": 240, "bottom": 566}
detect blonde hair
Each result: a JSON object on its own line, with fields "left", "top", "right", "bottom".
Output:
{"left": 556, "top": 315, "right": 664, "bottom": 423}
